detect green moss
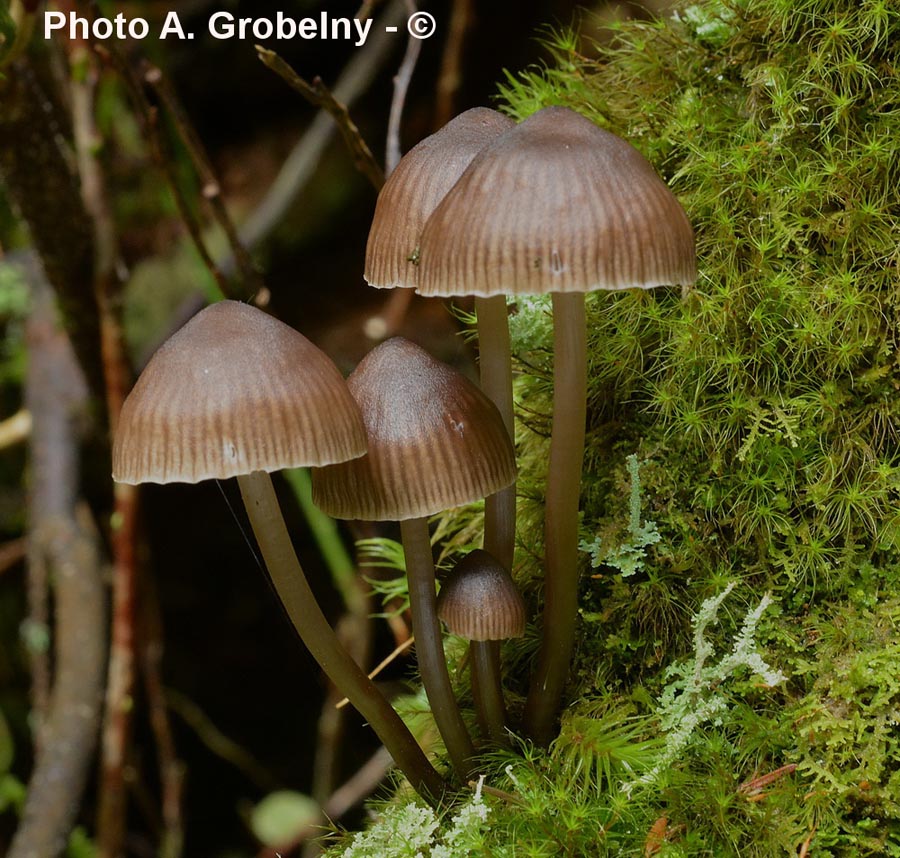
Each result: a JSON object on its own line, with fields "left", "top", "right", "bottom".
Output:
{"left": 324, "top": 0, "right": 900, "bottom": 853}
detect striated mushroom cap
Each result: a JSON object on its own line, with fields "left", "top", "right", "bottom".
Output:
{"left": 437, "top": 549, "right": 526, "bottom": 641}
{"left": 113, "top": 301, "right": 367, "bottom": 484}
{"left": 365, "top": 108, "right": 515, "bottom": 290}
{"left": 418, "top": 105, "right": 697, "bottom": 298}
{"left": 311, "top": 337, "right": 516, "bottom": 520}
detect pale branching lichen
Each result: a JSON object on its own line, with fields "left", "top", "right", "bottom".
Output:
{"left": 580, "top": 454, "right": 662, "bottom": 578}
{"left": 337, "top": 779, "right": 489, "bottom": 858}
{"left": 625, "top": 583, "right": 785, "bottom": 793}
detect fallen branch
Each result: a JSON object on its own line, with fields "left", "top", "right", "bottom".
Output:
{"left": 234, "top": 0, "right": 405, "bottom": 258}
{"left": 257, "top": 48, "right": 385, "bottom": 190}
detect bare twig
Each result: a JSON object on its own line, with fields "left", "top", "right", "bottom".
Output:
{"left": 257, "top": 48, "right": 385, "bottom": 191}
{"left": 335, "top": 636, "right": 416, "bottom": 709}
{"left": 10, "top": 267, "right": 106, "bottom": 858}
{"left": 386, "top": 1, "right": 423, "bottom": 174}
{"left": 166, "top": 688, "right": 279, "bottom": 791}
{"left": 67, "top": 37, "right": 141, "bottom": 858}
{"left": 434, "top": 0, "right": 473, "bottom": 128}
{"left": 234, "top": 0, "right": 406, "bottom": 257}
{"left": 95, "top": 43, "right": 234, "bottom": 298}
{"left": 324, "top": 746, "right": 394, "bottom": 819}
{"left": 141, "top": 61, "right": 264, "bottom": 297}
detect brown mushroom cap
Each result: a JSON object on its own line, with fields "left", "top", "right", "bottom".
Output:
{"left": 417, "top": 105, "right": 697, "bottom": 297}
{"left": 365, "top": 108, "right": 515, "bottom": 290}
{"left": 437, "top": 549, "right": 526, "bottom": 641}
{"left": 311, "top": 337, "right": 516, "bottom": 521}
{"left": 112, "top": 301, "right": 367, "bottom": 484}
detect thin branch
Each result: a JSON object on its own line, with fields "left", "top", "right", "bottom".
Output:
{"left": 335, "top": 636, "right": 415, "bottom": 710}
{"left": 95, "top": 43, "right": 235, "bottom": 299}
{"left": 386, "top": 1, "right": 423, "bottom": 174}
{"left": 257, "top": 48, "right": 385, "bottom": 190}
{"left": 166, "top": 689, "right": 279, "bottom": 792}
{"left": 141, "top": 61, "right": 264, "bottom": 297}
{"left": 234, "top": 0, "right": 406, "bottom": 257}
{"left": 69, "top": 37, "right": 142, "bottom": 858}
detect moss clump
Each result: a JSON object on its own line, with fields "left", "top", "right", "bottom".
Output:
{"left": 323, "top": 0, "right": 900, "bottom": 854}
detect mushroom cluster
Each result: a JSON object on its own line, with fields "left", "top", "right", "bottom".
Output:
{"left": 113, "top": 103, "right": 695, "bottom": 798}
{"left": 373, "top": 104, "right": 696, "bottom": 745}
{"left": 313, "top": 336, "right": 515, "bottom": 777}
{"left": 113, "top": 301, "right": 444, "bottom": 801}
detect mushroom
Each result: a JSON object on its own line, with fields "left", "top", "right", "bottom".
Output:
{"left": 312, "top": 337, "right": 516, "bottom": 778}
{"left": 418, "top": 106, "right": 697, "bottom": 744}
{"left": 436, "top": 549, "right": 525, "bottom": 746}
{"left": 364, "top": 107, "right": 518, "bottom": 573}
{"left": 113, "top": 300, "right": 444, "bottom": 801}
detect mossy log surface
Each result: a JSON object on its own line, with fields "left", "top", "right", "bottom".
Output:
{"left": 326, "top": 0, "right": 900, "bottom": 855}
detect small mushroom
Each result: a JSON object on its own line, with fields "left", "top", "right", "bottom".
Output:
{"left": 312, "top": 337, "right": 516, "bottom": 778}
{"left": 113, "top": 301, "right": 444, "bottom": 801}
{"left": 418, "top": 106, "right": 697, "bottom": 744}
{"left": 437, "top": 549, "right": 525, "bottom": 745}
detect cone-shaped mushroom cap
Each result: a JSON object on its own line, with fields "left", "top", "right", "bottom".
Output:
{"left": 311, "top": 337, "right": 516, "bottom": 521}
{"left": 113, "top": 301, "right": 367, "bottom": 485}
{"left": 417, "top": 105, "right": 697, "bottom": 297}
{"left": 437, "top": 549, "right": 526, "bottom": 641}
{"left": 365, "top": 108, "right": 515, "bottom": 290}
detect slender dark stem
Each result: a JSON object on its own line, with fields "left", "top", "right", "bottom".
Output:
{"left": 475, "top": 295, "right": 516, "bottom": 573}
{"left": 470, "top": 640, "right": 508, "bottom": 746}
{"left": 236, "top": 471, "right": 445, "bottom": 803}
{"left": 523, "top": 291, "right": 587, "bottom": 745}
{"left": 400, "top": 517, "right": 475, "bottom": 780}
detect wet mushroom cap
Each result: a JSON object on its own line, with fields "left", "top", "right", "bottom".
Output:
{"left": 112, "top": 300, "right": 367, "bottom": 484}
{"left": 437, "top": 549, "right": 526, "bottom": 641}
{"left": 417, "top": 105, "right": 697, "bottom": 298}
{"left": 311, "top": 337, "right": 516, "bottom": 521}
{"left": 365, "top": 107, "right": 515, "bottom": 290}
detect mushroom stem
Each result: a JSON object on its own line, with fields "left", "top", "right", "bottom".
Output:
{"left": 470, "top": 640, "right": 508, "bottom": 746}
{"left": 400, "top": 516, "right": 475, "bottom": 779}
{"left": 475, "top": 295, "right": 516, "bottom": 572}
{"left": 523, "top": 291, "right": 587, "bottom": 745}
{"left": 237, "top": 471, "right": 445, "bottom": 802}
